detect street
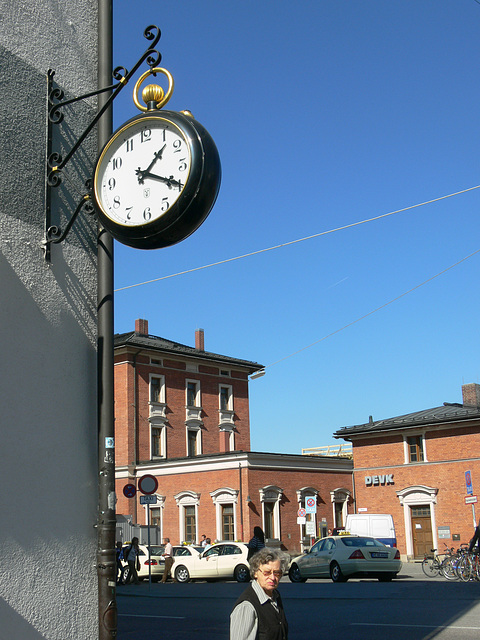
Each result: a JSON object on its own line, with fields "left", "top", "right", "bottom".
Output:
{"left": 117, "top": 564, "right": 480, "bottom": 639}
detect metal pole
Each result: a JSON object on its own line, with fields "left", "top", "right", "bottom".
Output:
{"left": 97, "top": 1, "right": 116, "bottom": 638}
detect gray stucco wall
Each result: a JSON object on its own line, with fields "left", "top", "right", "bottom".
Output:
{"left": 0, "top": 2, "right": 99, "bottom": 638}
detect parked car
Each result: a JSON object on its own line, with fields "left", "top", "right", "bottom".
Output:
{"left": 172, "top": 542, "right": 250, "bottom": 583}
{"left": 288, "top": 535, "right": 402, "bottom": 583}
{"left": 119, "top": 543, "right": 165, "bottom": 583}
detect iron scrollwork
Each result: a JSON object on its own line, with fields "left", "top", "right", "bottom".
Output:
{"left": 44, "top": 25, "right": 162, "bottom": 261}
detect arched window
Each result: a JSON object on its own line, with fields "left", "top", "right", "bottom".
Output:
{"left": 259, "top": 485, "right": 283, "bottom": 541}
{"left": 174, "top": 490, "right": 200, "bottom": 544}
{"left": 210, "top": 488, "right": 239, "bottom": 541}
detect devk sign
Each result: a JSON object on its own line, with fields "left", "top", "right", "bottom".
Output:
{"left": 365, "top": 474, "right": 394, "bottom": 486}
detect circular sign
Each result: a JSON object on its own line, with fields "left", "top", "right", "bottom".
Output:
{"left": 138, "top": 474, "right": 158, "bottom": 495}
{"left": 123, "top": 483, "right": 136, "bottom": 499}
{"left": 306, "top": 497, "right": 316, "bottom": 509}
{"left": 298, "top": 508, "right": 306, "bottom": 518}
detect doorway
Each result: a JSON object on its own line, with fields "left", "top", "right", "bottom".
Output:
{"left": 411, "top": 505, "right": 433, "bottom": 558}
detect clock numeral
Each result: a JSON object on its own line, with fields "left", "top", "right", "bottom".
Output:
{"left": 161, "top": 197, "right": 170, "bottom": 212}
{"left": 141, "top": 128, "right": 152, "bottom": 143}
{"left": 126, "top": 139, "right": 134, "bottom": 152}
{"left": 178, "top": 158, "right": 188, "bottom": 172}
{"left": 173, "top": 139, "right": 182, "bottom": 153}
{"left": 143, "top": 207, "right": 152, "bottom": 221}
{"left": 113, "top": 196, "right": 121, "bottom": 209}
{"left": 160, "top": 127, "right": 167, "bottom": 142}
{"left": 125, "top": 206, "right": 133, "bottom": 220}
{"left": 108, "top": 177, "right": 116, "bottom": 190}
{"left": 112, "top": 157, "right": 122, "bottom": 170}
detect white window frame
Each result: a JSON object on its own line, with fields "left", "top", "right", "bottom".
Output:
{"left": 174, "top": 490, "right": 200, "bottom": 544}
{"left": 210, "top": 487, "right": 239, "bottom": 541}
{"left": 403, "top": 432, "right": 427, "bottom": 464}
{"left": 219, "top": 384, "right": 233, "bottom": 411}
{"left": 150, "top": 423, "right": 166, "bottom": 459}
{"left": 186, "top": 379, "right": 201, "bottom": 407}
{"left": 259, "top": 485, "right": 283, "bottom": 541}
{"left": 149, "top": 373, "right": 165, "bottom": 404}
{"left": 142, "top": 494, "right": 165, "bottom": 534}
{"left": 186, "top": 426, "right": 202, "bottom": 456}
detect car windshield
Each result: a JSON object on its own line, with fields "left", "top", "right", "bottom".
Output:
{"left": 340, "top": 537, "right": 385, "bottom": 548}
{"left": 148, "top": 546, "right": 165, "bottom": 556}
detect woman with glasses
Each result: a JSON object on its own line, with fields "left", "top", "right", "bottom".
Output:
{"left": 230, "top": 547, "right": 289, "bottom": 640}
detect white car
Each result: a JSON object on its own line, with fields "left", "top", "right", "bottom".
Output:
{"left": 172, "top": 542, "right": 250, "bottom": 583}
{"left": 289, "top": 535, "right": 402, "bottom": 583}
{"left": 120, "top": 543, "right": 165, "bottom": 583}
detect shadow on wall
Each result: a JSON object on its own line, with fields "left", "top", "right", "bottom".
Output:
{"left": 0, "top": 250, "right": 97, "bottom": 545}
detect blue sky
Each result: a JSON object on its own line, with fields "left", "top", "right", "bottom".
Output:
{"left": 112, "top": 1, "right": 480, "bottom": 454}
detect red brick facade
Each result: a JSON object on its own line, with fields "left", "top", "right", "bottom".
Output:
{"left": 114, "top": 320, "right": 353, "bottom": 555}
{"left": 335, "top": 385, "right": 480, "bottom": 560}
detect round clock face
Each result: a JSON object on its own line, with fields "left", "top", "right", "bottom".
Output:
{"left": 94, "top": 116, "right": 192, "bottom": 228}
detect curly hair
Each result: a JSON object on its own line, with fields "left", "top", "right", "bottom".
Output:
{"left": 248, "top": 547, "right": 289, "bottom": 579}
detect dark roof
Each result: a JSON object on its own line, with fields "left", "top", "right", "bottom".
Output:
{"left": 334, "top": 402, "right": 480, "bottom": 439}
{"left": 114, "top": 331, "right": 263, "bottom": 373}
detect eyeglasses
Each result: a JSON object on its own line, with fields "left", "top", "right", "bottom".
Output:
{"left": 258, "top": 568, "right": 283, "bottom": 578}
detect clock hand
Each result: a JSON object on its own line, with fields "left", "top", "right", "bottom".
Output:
{"left": 140, "top": 171, "right": 184, "bottom": 190}
{"left": 136, "top": 145, "right": 166, "bottom": 183}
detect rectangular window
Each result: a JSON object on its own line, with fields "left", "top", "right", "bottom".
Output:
{"left": 151, "top": 427, "right": 163, "bottom": 457}
{"left": 150, "top": 375, "right": 164, "bottom": 403}
{"left": 220, "top": 387, "right": 230, "bottom": 410}
{"left": 151, "top": 508, "right": 161, "bottom": 527}
{"left": 187, "top": 430, "right": 197, "bottom": 457}
{"left": 263, "top": 502, "right": 274, "bottom": 539}
{"left": 186, "top": 381, "right": 199, "bottom": 407}
{"left": 184, "top": 506, "right": 196, "bottom": 543}
{"left": 222, "top": 505, "right": 234, "bottom": 540}
{"left": 408, "top": 435, "right": 424, "bottom": 462}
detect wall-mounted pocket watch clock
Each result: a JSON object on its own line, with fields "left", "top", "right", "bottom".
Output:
{"left": 93, "top": 68, "right": 221, "bottom": 249}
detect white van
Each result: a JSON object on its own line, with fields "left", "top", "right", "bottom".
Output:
{"left": 345, "top": 513, "right": 397, "bottom": 547}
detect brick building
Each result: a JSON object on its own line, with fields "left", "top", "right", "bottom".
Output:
{"left": 114, "top": 319, "right": 353, "bottom": 554}
{"left": 333, "top": 383, "right": 480, "bottom": 560}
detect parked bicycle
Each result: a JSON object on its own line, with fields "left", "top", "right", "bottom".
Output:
{"left": 421, "top": 544, "right": 454, "bottom": 578}
{"left": 456, "top": 548, "right": 480, "bottom": 582}
{"left": 440, "top": 544, "right": 468, "bottom": 581}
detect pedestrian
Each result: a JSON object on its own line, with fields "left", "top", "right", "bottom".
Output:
{"left": 200, "top": 534, "right": 207, "bottom": 547}
{"left": 124, "top": 537, "right": 141, "bottom": 585}
{"left": 161, "top": 537, "right": 174, "bottom": 583}
{"left": 115, "top": 541, "right": 124, "bottom": 585}
{"left": 247, "top": 526, "right": 265, "bottom": 561}
{"left": 204, "top": 537, "right": 212, "bottom": 550}
{"left": 230, "top": 547, "right": 289, "bottom": 640}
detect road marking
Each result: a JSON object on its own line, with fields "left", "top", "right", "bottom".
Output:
{"left": 119, "top": 614, "right": 186, "bottom": 620}
{"left": 352, "top": 623, "right": 480, "bottom": 630}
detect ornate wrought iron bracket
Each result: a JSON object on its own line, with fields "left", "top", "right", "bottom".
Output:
{"left": 44, "top": 24, "right": 162, "bottom": 261}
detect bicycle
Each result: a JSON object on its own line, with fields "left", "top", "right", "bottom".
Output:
{"left": 441, "top": 544, "right": 468, "bottom": 580}
{"left": 456, "top": 548, "right": 480, "bottom": 582}
{"left": 422, "top": 548, "right": 445, "bottom": 577}
{"left": 422, "top": 544, "right": 454, "bottom": 578}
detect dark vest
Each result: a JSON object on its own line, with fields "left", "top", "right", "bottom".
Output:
{"left": 233, "top": 584, "right": 288, "bottom": 640}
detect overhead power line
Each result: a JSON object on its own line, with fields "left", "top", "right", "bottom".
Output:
{"left": 258, "top": 247, "right": 480, "bottom": 374}
{"left": 114, "top": 184, "right": 480, "bottom": 292}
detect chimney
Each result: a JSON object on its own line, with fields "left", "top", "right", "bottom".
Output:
{"left": 195, "top": 328, "right": 205, "bottom": 351}
{"left": 135, "top": 318, "right": 149, "bottom": 336}
{"left": 462, "top": 383, "right": 480, "bottom": 407}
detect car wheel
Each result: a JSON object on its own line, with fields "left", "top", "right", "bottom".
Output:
{"left": 174, "top": 565, "right": 190, "bottom": 583}
{"left": 378, "top": 573, "right": 395, "bottom": 582}
{"left": 234, "top": 564, "right": 250, "bottom": 583}
{"left": 288, "top": 564, "right": 307, "bottom": 583}
{"left": 330, "top": 562, "right": 348, "bottom": 583}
